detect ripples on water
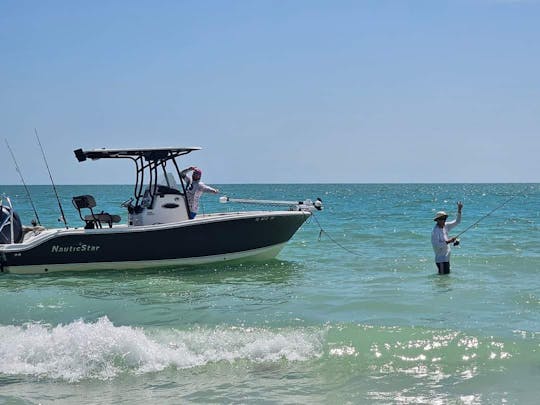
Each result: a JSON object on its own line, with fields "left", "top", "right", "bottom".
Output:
{"left": 1, "top": 183, "right": 539, "bottom": 403}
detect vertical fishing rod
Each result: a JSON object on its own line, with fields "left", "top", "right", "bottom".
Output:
{"left": 5, "top": 139, "right": 41, "bottom": 225}
{"left": 35, "top": 129, "right": 68, "bottom": 228}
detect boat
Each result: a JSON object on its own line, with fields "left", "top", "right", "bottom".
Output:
{"left": 0, "top": 147, "right": 322, "bottom": 275}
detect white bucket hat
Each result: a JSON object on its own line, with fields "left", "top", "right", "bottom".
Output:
{"left": 433, "top": 211, "right": 448, "bottom": 221}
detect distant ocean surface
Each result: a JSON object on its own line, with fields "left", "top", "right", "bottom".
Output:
{"left": 1, "top": 183, "right": 539, "bottom": 404}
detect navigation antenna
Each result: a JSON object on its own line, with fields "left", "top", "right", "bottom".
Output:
{"left": 5, "top": 139, "right": 41, "bottom": 225}
{"left": 35, "top": 129, "right": 68, "bottom": 228}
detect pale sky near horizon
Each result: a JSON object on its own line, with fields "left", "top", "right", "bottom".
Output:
{"left": 1, "top": 0, "right": 539, "bottom": 185}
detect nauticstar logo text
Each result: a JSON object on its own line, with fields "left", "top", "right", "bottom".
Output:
{"left": 51, "top": 244, "right": 101, "bottom": 253}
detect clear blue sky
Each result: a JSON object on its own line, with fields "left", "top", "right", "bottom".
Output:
{"left": 1, "top": 0, "right": 539, "bottom": 184}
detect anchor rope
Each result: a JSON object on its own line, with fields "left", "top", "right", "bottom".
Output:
{"left": 310, "top": 213, "right": 363, "bottom": 257}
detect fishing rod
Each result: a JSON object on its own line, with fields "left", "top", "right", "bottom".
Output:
{"left": 5, "top": 139, "right": 41, "bottom": 225}
{"left": 35, "top": 129, "right": 68, "bottom": 228}
{"left": 453, "top": 194, "right": 520, "bottom": 245}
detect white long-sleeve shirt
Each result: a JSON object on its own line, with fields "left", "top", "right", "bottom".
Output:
{"left": 431, "top": 212, "right": 461, "bottom": 263}
{"left": 185, "top": 180, "right": 217, "bottom": 213}
{"left": 180, "top": 168, "right": 218, "bottom": 214}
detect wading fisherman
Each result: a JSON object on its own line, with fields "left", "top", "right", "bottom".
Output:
{"left": 180, "top": 166, "right": 219, "bottom": 219}
{"left": 431, "top": 202, "right": 463, "bottom": 275}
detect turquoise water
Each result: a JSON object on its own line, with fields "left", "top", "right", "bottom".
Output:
{"left": 1, "top": 184, "right": 539, "bottom": 404}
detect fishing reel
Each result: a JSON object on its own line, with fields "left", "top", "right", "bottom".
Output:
{"left": 453, "top": 239, "right": 460, "bottom": 246}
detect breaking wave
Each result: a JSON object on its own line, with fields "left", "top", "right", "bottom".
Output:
{"left": 1, "top": 318, "right": 535, "bottom": 384}
{"left": 0, "top": 317, "right": 325, "bottom": 382}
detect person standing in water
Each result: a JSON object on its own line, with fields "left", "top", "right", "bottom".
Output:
{"left": 431, "top": 201, "right": 463, "bottom": 275}
{"left": 180, "top": 166, "right": 219, "bottom": 219}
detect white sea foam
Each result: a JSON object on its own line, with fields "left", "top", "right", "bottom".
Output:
{"left": 0, "top": 317, "right": 324, "bottom": 382}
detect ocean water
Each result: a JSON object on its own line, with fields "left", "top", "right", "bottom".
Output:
{"left": 1, "top": 183, "right": 539, "bottom": 404}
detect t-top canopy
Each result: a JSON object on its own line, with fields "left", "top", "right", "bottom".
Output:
{"left": 74, "top": 147, "right": 201, "bottom": 162}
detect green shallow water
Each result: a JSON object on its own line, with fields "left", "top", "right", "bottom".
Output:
{"left": 1, "top": 183, "right": 539, "bottom": 403}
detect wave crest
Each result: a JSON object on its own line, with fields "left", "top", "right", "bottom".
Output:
{"left": 0, "top": 317, "right": 324, "bottom": 382}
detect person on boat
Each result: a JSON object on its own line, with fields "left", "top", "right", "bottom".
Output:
{"left": 431, "top": 201, "right": 463, "bottom": 275}
{"left": 180, "top": 166, "right": 219, "bottom": 219}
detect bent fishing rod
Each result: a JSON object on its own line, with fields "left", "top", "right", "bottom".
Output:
{"left": 35, "top": 129, "right": 68, "bottom": 228}
{"left": 453, "top": 194, "right": 520, "bottom": 245}
{"left": 5, "top": 139, "right": 41, "bottom": 225}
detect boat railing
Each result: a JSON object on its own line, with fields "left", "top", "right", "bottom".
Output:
{"left": 219, "top": 196, "right": 323, "bottom": 212}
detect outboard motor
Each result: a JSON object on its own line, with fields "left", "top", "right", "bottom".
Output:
{"left": 0, "top": 205, "right": 23, "bottom": 244}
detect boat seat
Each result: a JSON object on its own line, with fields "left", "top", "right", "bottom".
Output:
{"left": 72, "top": 195, "right": 121, "bottom": 229}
